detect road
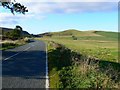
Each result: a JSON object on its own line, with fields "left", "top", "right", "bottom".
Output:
{"left": 2, "top": 40, "right": 49, "bottom": 89}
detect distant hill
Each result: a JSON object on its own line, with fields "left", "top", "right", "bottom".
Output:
{"left": 94, "top": 31, "right": 118, "bottom": 39}
{"left": 43, "top": 29, "right": 118, "bottom": 37}
{"left": 38, "top": 32, "right": 52, "bottom": 37}
{"left": 39, "top": 29, "right": 118, "bottom": 41}
{"left": 0, "top": 27, "right": 30, "bottom": 36}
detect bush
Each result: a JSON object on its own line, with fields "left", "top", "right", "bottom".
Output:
{"left": 72, "top": 36, "right": 77, "bottom": 40}
{"left": 2, "top": 43, "right": 16, "bottom": 47}
{"left": 2, "top": 43, "right": 18, "bottom": 50}
{"left": 23, "top": 37, "right": 30, "bottom": 43}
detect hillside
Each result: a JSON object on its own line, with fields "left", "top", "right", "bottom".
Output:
{"left": 46, "top": 29, "right": 118, "bottom": 41}
{"left": 94, "top": 31, "right": 118, "bottom": 39}
{"left": 51, "top": 29, "right": 82, "bottom": 36}
{"left": 0, "top": 27, "right": 30, "bottom": 36}
{"left": 38, "top": 29, "right": 119, "bottom": 88}
{"left": 50, "top": 29, "right": 101, "bottom": 36}
{"left": 50, "top": 29, "right": 117, "bottom": 36}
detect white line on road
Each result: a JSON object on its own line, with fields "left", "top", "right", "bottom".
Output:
{"left": 24, "top": 47, "right": 31, "bottom": 51}
{"left": 45, "top": 43, "right": 49, "bottom": 89}
{"left": 4, "top": 52, "right": 20, "bottom": 60}
{"left": 4, "top": 47, "right": 31, "bottom": 61}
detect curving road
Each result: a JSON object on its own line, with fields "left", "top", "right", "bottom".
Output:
{"left": 2, "top": 40, "right": 48, "bottom": 89}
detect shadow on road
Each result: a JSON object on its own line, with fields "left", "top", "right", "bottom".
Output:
{"left": 2, "top": 50, "right": 46, "bottom": 79}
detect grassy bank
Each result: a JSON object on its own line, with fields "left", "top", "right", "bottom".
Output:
{"left": 2, "top": 43, "right": 19, "bottom": 50}
{"left": 1, "top": 37, "right": 31, "bottom": 50}
{"left": 47, "top": 41, "right": 120, "bottom": 88}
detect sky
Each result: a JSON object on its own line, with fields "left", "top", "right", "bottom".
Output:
{"left": 0, "top": 0, "right": 119, "bottom": 34}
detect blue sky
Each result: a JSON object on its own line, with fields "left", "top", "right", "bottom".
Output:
{"left": 0, "top": 1, "right": 118, "bottom": 34}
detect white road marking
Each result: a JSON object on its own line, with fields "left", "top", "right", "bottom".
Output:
{"left": 24, "top": 47, "right": 31, "bottom": 51}
{"left": 4, "top": 47, "right": 31, "bottom": 61}
{"left": 4, "top": 52, "right": 20, "bottom": 60}
{"left": 45, "top": 43, "right": 49, "bottom": 89}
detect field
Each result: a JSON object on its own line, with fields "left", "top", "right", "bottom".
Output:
{"left": 36, "top": 30, "right": 120, "bottom": 88}
{"left": 40, "top": 30, "right": 119, "bottom": 62}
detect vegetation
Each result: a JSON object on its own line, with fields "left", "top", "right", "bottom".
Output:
{"left": 5, "top": 28, "right": 21, "bottom": 40}
{"left": 72, "top": 36, "right": 77, "bottom": 40}
{"left": 2, "top": 42, "right": 18, "bottom": 50}
{"left": 37, "top": 29, "right": 119, "bottom": 89}
{"left": 39, "top": 29, "right": 118, "bottom": 63}
{"left": 1, "top": 38, "right": 31, "bottom": 50}
{"left": 2, "top": 25, "right": 31, "bottom": 40}
{"left": 0, "top": 0, "right": 28, "bottom": 14}
{"left": 1, "top": 26, "right": 31, "bottom": 50}
{"left": 47, "top": 41, "right": 120, "bottom": 88}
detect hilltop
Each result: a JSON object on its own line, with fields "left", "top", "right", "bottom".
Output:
{"left": 39, "top": 29, "right": 118, "bottom": 41}
{"left": 51, "top": 29, "right": 117, "bottom": 36}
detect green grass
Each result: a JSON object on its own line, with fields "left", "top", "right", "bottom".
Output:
{"left": 95, "top": 31, "right": 118, "bottom": 39}
{"left": 1, "top": 38, "right": 31, "bottom": 50}
{"left": 47, "top": 42, "right": 60, "bottom": 88}
{"left": 39, "top": 36, "right": 118, "bottom": 63}
{"left": 43, "top": 41, "right": 120, "bottom": 88}
{"left": 36, "top": 30, "right": 119, "bottom": 88}
{"left": 50, "top": 30, "right": 118, "bottom": 41}
{"left": 1, "top": 43, "right": 19, "bottom": 50}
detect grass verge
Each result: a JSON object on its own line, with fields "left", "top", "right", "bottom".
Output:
{"left": 1, "top": 43, "right": 19, "bottom": 50}
{"left": 1, "top": 38, "right": 31, "bottom": 50}
{"left": 46, "top": 41, "right": 120, "bottom": 89}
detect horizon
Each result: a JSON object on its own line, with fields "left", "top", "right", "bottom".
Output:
{"left": 0, "top": 26, "right": 118, "bottom": 35}
{"left": 0, "top": 1, "right": 118, "bottom": 34}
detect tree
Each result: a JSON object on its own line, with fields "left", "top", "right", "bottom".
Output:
{"left": 0, "top": 0, "right": 28, "bottom": 14}
{"left": 15, "top": 25, "right": 23, "bottom": 38}
{"left": 10, "top": 29, "right": 21, "bottom": 40}
{"left": 15, "top": 25, "right": 23, "bottom": 31}
{"left": 3, "top": 31, "right": 11, "bottom": 40}
{"left": 4, "top": 26, "right": 22, "bottom": 40}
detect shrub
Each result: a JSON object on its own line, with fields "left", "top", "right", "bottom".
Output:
{"left": 2, "top": 43, "right": 18, "bottom": 50}
{"left": 72, "top": 36, "right": 77, "bottom": 40}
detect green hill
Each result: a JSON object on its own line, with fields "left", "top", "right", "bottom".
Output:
{"left": 94, "top": 31, "right": 118, "bottom": 39}
{"left": 48, "top": 29, "right": 118, "bottom": 41}
{"left": 51, "top": 29, "right": 101, "bottom": 36}
{"left": 38, "top": 29, "right": 119, "bottom": 88}
{"left": 51, "top": 29, "right": 82, "bottom": 36}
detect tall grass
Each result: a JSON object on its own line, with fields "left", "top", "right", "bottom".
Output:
{"left": 48, "top": 41, "right": 120, "bottom": 89}
{"left": 1, "top": 37, "right": 31, "bottom": 50}
{"left": 2, "top": 43, "right": 18, "bottom": 50}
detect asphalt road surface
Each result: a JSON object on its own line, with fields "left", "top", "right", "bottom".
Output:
{"left": 2, "top": 40, "right": 48, "bottom": 89}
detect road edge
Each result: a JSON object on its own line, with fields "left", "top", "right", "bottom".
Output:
{"left": 45, "top": 43, "right": 49, "bottom": 89}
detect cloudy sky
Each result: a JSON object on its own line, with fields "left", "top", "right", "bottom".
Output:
{"left": 0, "top": 0, "right": 119, "bottom": 34}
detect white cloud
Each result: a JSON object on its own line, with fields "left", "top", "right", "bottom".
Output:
{"left": 0, "top": 13, "right": 34, "bottom": 25}
{"left": 3, "top": 0, "right": 117, "bottom": 14}
{"left": 16, "top": 0, "right": 119, "bottom": 3}
{"left": 52, "top": 0, "right": 119, "bottom": 2}
{"left": 58, "top": 2, "right": 117, "bottom": 13}
{"left": 24, "top": 2, "right": 117, "bottom": 14}
{"left": 0, "top": 13, "right": 19, "bottom": 25}
{"left": 0, "top": 1, "right": 118, "bottom": 25}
